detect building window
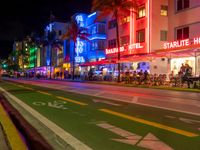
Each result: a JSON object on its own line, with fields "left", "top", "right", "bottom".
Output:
{"left": 120, "top": 35, "right": 130, "bottom": 45}
{"left": 161, "top": 5, "right": 168, "bottom": 16}
{"left": 59, "top": 30, "right": 62, "bottom": 36}
{"left": 91, "top": 25, "right": 97, "bottom": 34}
{"left": 160, "top": 30, "right": 168, "bottom": 41}
{"left": 91, "top": 40, "right": 105, "bottom": 50}
{"left": 108, "top": 39, "right": 117, "bottom": 48}
{"left": 120, "top": 16, "right": 130, "bottom": 25}
{"left": 136, "top": 29, "right": 145, "bottom": 42}
{"left": 98, "top": 40, "right": 105, "bottom": 50}
{"left": 137, "top": 6, "right": 145, "bottom": 19}
{"left": 177, "top": 0, "right": 190, "bottom": 11}
{"left": 108, "top": 20, "right": 117, "bottom": 29}
{"left": 176, "top": 27, "right": 189, "bottom": 40}
{"left": 97, "top": 24, "right": 106, "bottom": 34}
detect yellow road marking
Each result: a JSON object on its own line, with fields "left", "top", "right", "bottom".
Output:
{"left": 23, "top": 87, "right": 34, "bottom": 91}
{"left": 0, "top": 104, "right": 27, "bottom": 150}
{"left": 56, "top": 96, "right": 88, "bottom": 106}
{"left": 37, "top": 91, "right": 52, "bottom": 96}
{"left": 99, "top": 109, "right": 199, "bottom": 137}
{"left": 16, "top": 85, "right": 25, "bottom": 88}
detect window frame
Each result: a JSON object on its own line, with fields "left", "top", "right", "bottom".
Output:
{"left": 136, "top": 29, "right": 145, "bottom": 43}
{"left": 137, "top": 5, "right": 146, "bottom": 19}
{"left": 160, "top": 30, "right": 168, "bottom": 41}
{"left": 176, "top": 26, "right": 189, "bottom": 40}
{"left": 160, "top": 5, "right": 168, "bottom": 16}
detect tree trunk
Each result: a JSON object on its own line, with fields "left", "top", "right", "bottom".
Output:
{"left": 21, "top": 42, "right": 24, "bottom": 73}
{"left": 116, "top": 13, "right": 121, "bottom": 83}
{"left": 72, "top": 41, "right": 75, "bottom": 80}
{"left": 49, "top": 44, "right": 52, "bottom": 79}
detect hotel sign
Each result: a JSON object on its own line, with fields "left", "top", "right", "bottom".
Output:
{"left": 106, "top": 43, "right": 144, "bottom": 55}
{"left": 163, "top": 37, "right": 200, "bottom": 49}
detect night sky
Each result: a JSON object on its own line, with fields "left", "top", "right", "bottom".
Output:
{"left": 0, "top": 0, "right": 92, "bottom": 59}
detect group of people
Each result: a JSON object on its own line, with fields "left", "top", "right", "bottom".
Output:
{"left": 171, "top": 63, "right": 193, "bottom": 88}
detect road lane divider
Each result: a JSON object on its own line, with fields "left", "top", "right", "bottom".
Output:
{"left": 56, "top": 96, "right": 88, "bottom": 106}
{"left": 99, "top": 109, "right": 199, "bottom": 137}
{"left": 23, "top": 87, "right": 34, "bottom": 91}
{"left": 37, "top": 91, "right": 52, "bottom": 96}
{"left": 0, "top": 104, "right": 27, "bottom": 150}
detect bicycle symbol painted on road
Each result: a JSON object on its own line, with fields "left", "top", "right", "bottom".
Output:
{"left": 33, "top": 101, "right": 68, "bottom": 110}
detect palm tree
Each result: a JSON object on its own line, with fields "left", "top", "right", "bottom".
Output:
{"left": 92, "top": 0, "right": 138, "bottom": 82}
{"left": 63, "top": 16, "right": 89, "bottom": 80}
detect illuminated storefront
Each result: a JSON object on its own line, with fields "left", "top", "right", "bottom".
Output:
{"left": 69, "top": 12, "right": 107, "bottom": 75}
{"left": 155, "top": 37, "right": 200, "bottom": 76}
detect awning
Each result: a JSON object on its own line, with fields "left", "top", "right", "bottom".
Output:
{"left": 117, "top": 53, "right": 166, "bottom": 63}
{"left": 79, "top": 59, "right": 117, "bottom": 67}
{"left": 155, "top": 48, "right": 200, "bottom": 58}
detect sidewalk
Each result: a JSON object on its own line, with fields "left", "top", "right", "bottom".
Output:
{"left": 0, "top": 124, "right": 9, "bottom": 150}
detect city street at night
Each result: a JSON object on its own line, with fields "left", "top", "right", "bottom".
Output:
{"left": 0, "top": 78, "right": 200, "bottom": 150}
{"left": 1, "top": 0, "right": 200, "bottom": 149}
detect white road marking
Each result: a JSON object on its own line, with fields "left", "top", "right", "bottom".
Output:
{"left": 179, "top": 117, "right": 200, "bottom": 124}
{"left": 137, "top": 133, "right": 174, "bottom": 150}
{"left": 0, "top": 87, "right": 92, "bottom": 150}
{"left": 97, "top": 123, "right": 174, "bottom": 149}
{"left": 165, "top": 116, "right": 176, "bottom": 119}
{"left": 93, "top": 99, "right": 121, "bottom": 106}
{"left": 97, "top": 123, "right": 142, "bottom": 145}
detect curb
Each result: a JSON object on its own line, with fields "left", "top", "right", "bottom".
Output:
{"left": 0, "top": 94, "right": 53, "bottom": 150}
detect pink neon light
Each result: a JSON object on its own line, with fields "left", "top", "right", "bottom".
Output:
{"left": 106, "top": 43, "right": 144, "bottom": 55}
{"left": 163, "top": 37, "right": 200, "bottom": 49}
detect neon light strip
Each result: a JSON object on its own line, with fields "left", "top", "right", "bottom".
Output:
{"left": 147, "top": 0, "right": 150, "bottom": 53}
{"left": 130, "top": 10, "right": 133, "bottom": 44}
{"left": 88, "top": 36, "right": 106, "bottom": 40}
{"left": 88, "top": 12, "right": 97, "bottom": 18}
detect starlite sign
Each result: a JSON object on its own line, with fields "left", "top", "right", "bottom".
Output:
{"left": 105, "top": 43, "right": 144, "bottom": 55}
{"left": 163, "top": 37, "right": 200, "bottom": 49}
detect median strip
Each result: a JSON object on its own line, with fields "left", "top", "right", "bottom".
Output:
{"left": 56, "top": 96, "right": 88, "bottom": 106}
{"left": 37, "top": 91, "right": 52, "bottom": 96}
{"left": 0, "top": 104, "right": 27, "bottom": 150}
{"left": 99, "top": 109, "right": 199, "bottom": 137}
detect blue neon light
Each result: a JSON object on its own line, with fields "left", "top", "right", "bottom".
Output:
{"left": 88, "top": 36, "right": 106, "bottom": 40}
{"left": 88, "top": 12, "right": 97, "bottom": 18}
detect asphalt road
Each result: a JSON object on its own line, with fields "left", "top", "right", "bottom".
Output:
{"left": 4, "top": 78, "right": 200, "bottom": 116}
{"left": 1, "top": 78, "right": 200, "bottom": 150}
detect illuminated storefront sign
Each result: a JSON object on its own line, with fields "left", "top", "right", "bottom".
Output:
{"left": 75, "top": 38, "right": 85, "bottom": 63}
{"left": 106, "top": 47, "right": 125, "bottom": 55}
{"left": 105, "top": 43, "right": 144, "bottom": 55}
{"left": 75, "top": 56, "right": 85, "bottom": 63}
{"left": 75, "top": 15, "right": 84, "bottom": 27}
{"left": 163, "top": 37, "right": 200, "bottom": 49}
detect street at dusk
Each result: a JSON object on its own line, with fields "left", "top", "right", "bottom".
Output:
{"left": 1, "top": 0, "right": 200, "bottom": 150}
